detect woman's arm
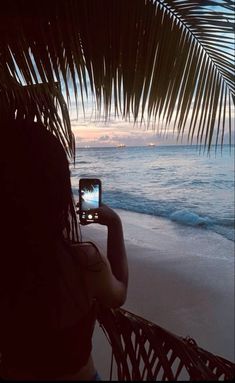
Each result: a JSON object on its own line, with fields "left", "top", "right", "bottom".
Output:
{"left": 98, "top": 204, "right": 128, "bottom": 289}
{"left": 79, "top": 204, "right": 128, "bottom": 308}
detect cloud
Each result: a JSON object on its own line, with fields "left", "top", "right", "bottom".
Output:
{"left": 71, "top": 108, "right": 234, "bottom": 147}
{"left": 98, "top": 134, "right": 110, "bottom": 141}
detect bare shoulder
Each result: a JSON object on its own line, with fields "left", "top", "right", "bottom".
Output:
{"left": 70, "top": 242, "right": 108, "bottom": 272}
{"left": 70, "top": 241, "right": 126, "bottom": 307}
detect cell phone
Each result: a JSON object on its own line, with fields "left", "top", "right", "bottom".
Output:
{"left": 79, "top": 178, "right": 102, "bottom": 224}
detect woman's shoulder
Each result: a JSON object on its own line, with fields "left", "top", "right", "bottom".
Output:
{"left": 70, "top": 241, "right": 106, "bottom": 272}
{"left": 68, "top": 241, "right": 126, "bottom": 308}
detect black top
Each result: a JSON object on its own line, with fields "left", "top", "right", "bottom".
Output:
{"left": 1, "top": 304, "right": 96, "bottom": 379}
{"left": 0, "top": 240, "right": 98, "bottom": 379}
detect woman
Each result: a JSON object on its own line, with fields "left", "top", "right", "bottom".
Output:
{"left": 0, "top": 118, "right": 128, "bottom": 380}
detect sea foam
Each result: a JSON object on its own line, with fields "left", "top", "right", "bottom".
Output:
{"left": 170, "top": 210, "right": 212, "bottom": 227}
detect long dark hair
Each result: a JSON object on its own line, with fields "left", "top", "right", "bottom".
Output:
{"left": 1, "top": 118, "right": 79, "bottom": 247}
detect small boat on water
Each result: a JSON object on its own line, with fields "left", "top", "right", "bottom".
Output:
{"left": 117, "top": 144, "right": 126, "bottom": 148}
{"left": 147, "top": 142, "right": 156, "bottom": 147}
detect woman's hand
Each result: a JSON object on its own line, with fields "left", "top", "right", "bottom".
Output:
{"left": 76, "top": 201, "right": 120, "bottom": 226}
{"left": 96, "top": 204, "right": 121, "bottom": 227}
{"left": 77, "top": 203, "right": 121, "bottom": 227}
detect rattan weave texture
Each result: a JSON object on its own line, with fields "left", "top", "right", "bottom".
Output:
{"left": 97, "top": 306, "right": 235, "bottom": 381}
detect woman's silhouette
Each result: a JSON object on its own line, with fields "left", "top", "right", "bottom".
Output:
{"left": 0, "top": 118, "right": 128, "bottom": 380}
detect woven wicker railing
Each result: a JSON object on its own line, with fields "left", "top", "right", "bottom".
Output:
{"left": 97, "top": 306, "right": 235, "bottom": 381}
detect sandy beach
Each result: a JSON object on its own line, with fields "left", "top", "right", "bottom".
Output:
{"left": 81, "top": 209, "right": 234, "bottom": 379}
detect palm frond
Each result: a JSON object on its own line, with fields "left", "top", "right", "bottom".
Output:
{"left": 0, "top": 77, "right": 74, "bottom": 157}
{"left": 0, "top": 0, "right": 234, "bottom": 152}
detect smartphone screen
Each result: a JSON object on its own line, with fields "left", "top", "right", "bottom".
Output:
{"left": 79, "top": 178, "right": 101, "bottom": 223}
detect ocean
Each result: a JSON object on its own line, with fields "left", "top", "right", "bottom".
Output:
{"left": 70, "top": 145, "right": 235, "bottom": 242}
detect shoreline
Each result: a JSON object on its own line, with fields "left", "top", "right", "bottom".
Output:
{"left": 81, "top": 209, "right": 234, "bottom": 378}
{"left": 82, "top": 208, "right": 234, "bottom": 260}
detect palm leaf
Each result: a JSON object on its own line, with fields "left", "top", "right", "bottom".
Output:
{"left": 0, "top": 0, "right": 234, "bottom": 154}
{"left": 0, "top": 79, "right": 74, "bottom": 157}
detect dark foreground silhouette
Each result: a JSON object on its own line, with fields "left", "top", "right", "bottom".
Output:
{"left": 0, "top": 118, "right": 128, "bottom": 380}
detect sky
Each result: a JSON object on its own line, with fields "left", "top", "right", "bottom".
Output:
{"left": 71, "top": 116, "right": 206, "bottom": 147}
{"left": 69, "top": 98, "right": 234, "bottom": 148}
{"left": 9, "top": 2, "right": 233, "bottom": 148}
{"left": 67, "top": 3, "right": 234, "bottom": 148}
{"left": 70, "top": 105, "right": 180, "bottom": 147}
